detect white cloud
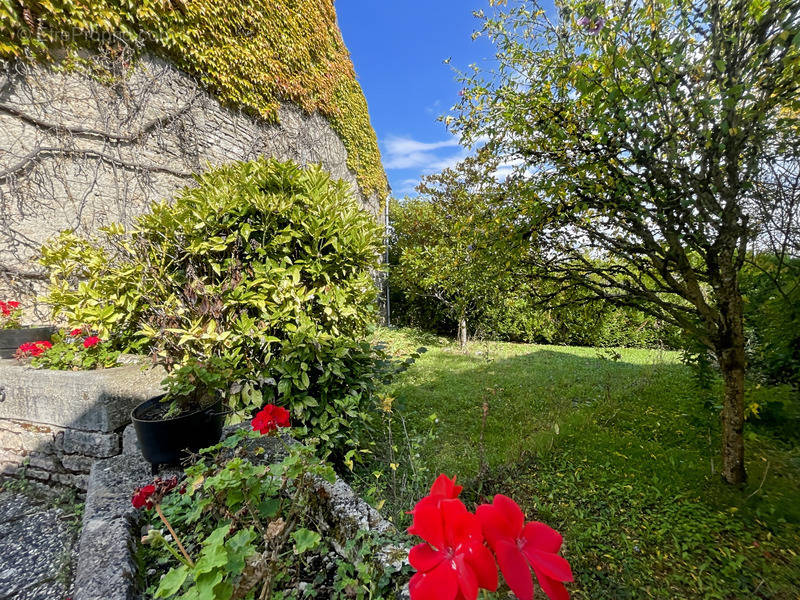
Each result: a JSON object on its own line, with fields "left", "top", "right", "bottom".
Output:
{"left": 426, "top": 148, "right": 469, "bottom": 172}
{"left": 424, "top": 99, "right": 443, "bottom": 115}
{"left": 490, "top": 158, "right": 524, "bottom": 181}
{"left": 385, "top": 136, "right": 460, "bottom": 155}
{"left": 382, "top": 134, "right": 500, "bottom": 194}
{"left": 382, "top": 135, "right": 462, "bottom": 170}
{"left": 393, "top": 178, "right": 421, "bottom": 195}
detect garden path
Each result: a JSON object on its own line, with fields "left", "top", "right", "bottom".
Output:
{"left": 0, "top": 489, "right": 77, "bottom": 600}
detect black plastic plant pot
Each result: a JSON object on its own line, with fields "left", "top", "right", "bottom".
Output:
{"left": 131, "top": 395, "right": 225, "bottom": 473}
{"left": 0, "top": 326, "right": 55, "bottom": 359}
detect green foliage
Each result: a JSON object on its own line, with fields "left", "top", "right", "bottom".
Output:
{"left": 390, "top": 266, "right": 680, "bottom": 348}
{"left": 390, "top": 190, "right": 502, "bottom": 331}
{"left": 388, "top": 157, "right": 526, "bottom": 343}
{"left": 367, "top": 328, "right": 800, "bottom": 598}
{"left": 30, "top": 331, "right": 121, "bottom": 370}
{"left": 0, "top": 0, "right": 386, "bottom": 198}
{"left": 476, "top": 284, "right": 680, "bottom": 348}
{"left": 40, "top": 159, "right": 384, "bottom": 454}
{"left": 329, "top": 530, "right": 413, "bottom": 600}
{"left": 741, "top": 255, "right": 800, "bottom": 388}
{"left": 141, "top": 429, "right": 406, "bottom": 599}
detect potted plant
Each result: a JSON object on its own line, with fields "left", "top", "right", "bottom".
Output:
{"left": 0, "top": 301, "right": 55, "bottom": 359}
{"left": 131, "top": 359, "right": 230, "bottom": 472}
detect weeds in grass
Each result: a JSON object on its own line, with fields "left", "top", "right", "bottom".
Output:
{"left": 364, "top": 328, "right": 800, "bottom": 599}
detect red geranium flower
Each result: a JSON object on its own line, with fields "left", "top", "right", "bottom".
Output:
{"left": 17, "top": 340, "right": 52, "bottom": 357}
{"left": 131, "top": 477, "right": 179, "bottom": 510}
{"left": 83, "top": 336, "right": 101, "bottom": 348}
{"left": 251, "top": 404, "right": 291, "bottom": 435}
{"left": 429, "top": 473, "right": 463, "bottom": 500}
{"left": 408, "top": 497, "right": 497, "bottom": 600}
{"left": 69, "top": 328, "right": 83, "bottom": 337}
{"left": 476, "top": 495, "right": 573, "bottom": 600}
{"left": 131, "top": 484, "right": 156, "bottom": 509}
{"left": 0, "top": 302, "right": 9, "bottom": 316}
{"left": 408, "top": 474, "right": 463, "bottom": 521}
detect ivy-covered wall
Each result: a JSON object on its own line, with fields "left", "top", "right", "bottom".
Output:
{"left": 0, "top": 0, "right": 388, "bottom": 321}
{"left": 0, "top": 0, "right": 387, "bottom": 199}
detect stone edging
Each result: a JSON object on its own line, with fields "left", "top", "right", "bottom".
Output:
{"left": 0, "top": 361, "right": 164, "bottom": 489}
{"left": 74, "top": 426, "right": 407, "bottom": 600}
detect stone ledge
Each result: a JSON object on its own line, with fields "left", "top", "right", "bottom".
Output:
{"left": 0, "top": 360, "right": 165, "bottom": 432}
{"left": 74, "top": 427, "right": 406, "bottom": 600}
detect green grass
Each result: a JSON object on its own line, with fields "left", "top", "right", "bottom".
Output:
{"left": 366, "top": 327, "right": 800, "bottom": 599}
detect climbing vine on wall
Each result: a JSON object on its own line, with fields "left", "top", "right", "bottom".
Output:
{"left": 0, "top": 0, "right": 387, "bottom": 198}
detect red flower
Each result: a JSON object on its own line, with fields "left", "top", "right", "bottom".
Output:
{"left": 476, "top": 495, "right": 572, "bottom": 600}
{"left": 0, "top": 301, "right": 19, "bottom": 316}
{"left": 131, "top": 477, "right": 180, "bottom": 509}
{"left": 409, "top": 474, "right": 464, "bottom": 520}
{"left": 251, "top": 404, "right": 291, "bottom": 434}
{"left": 131, "top": 484, "right": 156, "bottom": 509}
{"left": 83, "top": 336, "right": 101, "bottom": 348}
{"left": 17, "top": 340, "right": 52, "bottom": 357}
{"left": 408, "top": 497, "right": 497, "bottom": 600}
{"left": 69, "top": 328, "right": 83, "bottom": 337}
{"left": 429, "top": 473, "right": 463, "bottom": 500}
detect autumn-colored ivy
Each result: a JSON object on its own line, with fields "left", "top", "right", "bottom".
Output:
{"left": 0, "top": 0, "right": 387, "bottom": 199}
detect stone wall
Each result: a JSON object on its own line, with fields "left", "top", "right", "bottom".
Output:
{"left": 75, "top": 427, "right": 405, "bottom": 600}
{"left": 0, "top": 52, "right": 383, "bottom": 320}
{"left": 0, "top": 359, "right": 164, "bottom": 488}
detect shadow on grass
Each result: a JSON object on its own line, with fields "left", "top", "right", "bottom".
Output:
{"left": 383, "top": 345, "right": 800, "bottom": 599}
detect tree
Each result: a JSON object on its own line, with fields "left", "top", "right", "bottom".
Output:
{"left": 390, "top": 155, "right": 519, "bottom": 347}
{"left": 452, "top": 0, "right": 800, "bottom": 483}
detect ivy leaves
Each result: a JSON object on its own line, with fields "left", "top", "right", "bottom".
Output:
{"left": 0, "top": 0, "right": 386, "bottom": 197}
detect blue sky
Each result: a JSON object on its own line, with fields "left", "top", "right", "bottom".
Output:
{"left": 337, "top": 2, "right": 496, "bottom": 196}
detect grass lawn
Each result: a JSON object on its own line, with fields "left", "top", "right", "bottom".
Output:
{"left": 364, "top": 327, "right": 800, "bottom": 599}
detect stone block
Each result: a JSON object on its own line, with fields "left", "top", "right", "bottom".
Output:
{"left": 61, "top": 454, "right": 98, "bottom": 474}
{"left": 121, "top": 424, "right": 139, "bottom": 456}
{"left": 0, "top": 461, "right": 19, "bottom": 475}
{"left": 62, "top": 429, "right": 120, "bottom": 458}
{"left": 0, "top": 426, "right": 22, "bottom": 451}
{"left": 25, "top": 467, "right": 51, "bottom": 482}
{"left": 0, "top": 361, "right": 165, "bottom": 432}
{"left": 50, "top": 472, "right": 79, "bottom": 487}
{"left": 0, "top": 419, "right": 61, "bottom": 454}
{"left": 27, "top": 452, "right": 61, "bottom": 471}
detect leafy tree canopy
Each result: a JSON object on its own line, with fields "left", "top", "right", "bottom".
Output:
{"left": 449, "top": 0, "right": 800, "bottom": 483}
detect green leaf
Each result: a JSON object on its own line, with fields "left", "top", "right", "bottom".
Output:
{"left": 258, "top": 497, "right": 280, "bottom": 518}
{"left": 291, "top": 528, "right": 321, "bottom": 554}
{"left": 154, "top": 565, "right": 189, "bottom": 597}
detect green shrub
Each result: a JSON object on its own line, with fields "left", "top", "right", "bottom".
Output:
{"left": 391, "top": 277, "right": 680, "bottom": 349}
{"left": 741, "top": 255, "right": 800, "bottom": 388}
{"left": 40, "top": 159, "right": 384, "bottom": 455}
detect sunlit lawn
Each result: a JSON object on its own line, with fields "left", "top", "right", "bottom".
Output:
{"left": 368, "top": 327, "right": 800, "bottom": 599}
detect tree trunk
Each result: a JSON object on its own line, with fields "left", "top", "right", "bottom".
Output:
{"left": 457, "top": 316, "right": 468, "bottom": 349}
{"left": 718, "top": 301, "right": 747, "bottom": 485}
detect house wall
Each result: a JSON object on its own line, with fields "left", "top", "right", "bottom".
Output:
{"left": 0, "top": 54, "right": 381, "bottom": 320}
